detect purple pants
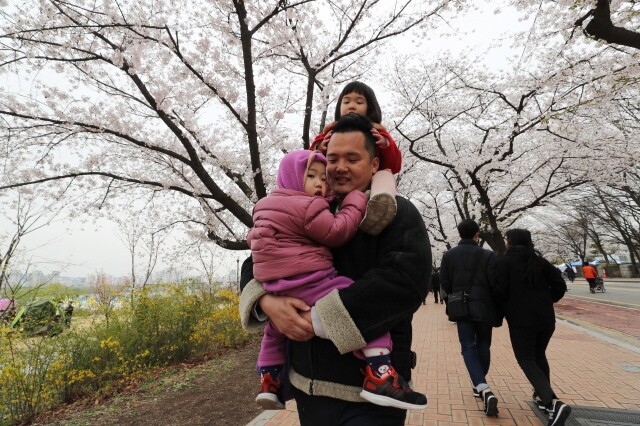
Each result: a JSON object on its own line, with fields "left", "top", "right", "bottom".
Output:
{"left": 258, "top": 267, "right": 392, "bottom": 367}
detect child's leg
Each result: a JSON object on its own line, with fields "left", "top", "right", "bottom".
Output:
{"left": 360, "top": 169, "right": 397, "bottom": 236}
{"left": 358, "top": 333, "right": 428, "bottom": 410}
{"left": 256, "top": 322, "right": 286, "bottom": 409}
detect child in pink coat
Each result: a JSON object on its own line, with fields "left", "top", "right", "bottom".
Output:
{"left": 248, "top": 149, "right": 426, "bottom": 411}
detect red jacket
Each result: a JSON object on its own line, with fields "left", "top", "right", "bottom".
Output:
{"left": 582, "top": 265, "right": 598, "bottom": 279}
{"left": 311, "top": 121, "right": 402, "bottom": 174}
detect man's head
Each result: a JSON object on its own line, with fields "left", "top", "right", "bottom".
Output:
{"left": 504, "top": 228, "right": 533, "bottom": 249}
{"left": 325, "top": 114, "right": 380, "bottom": 198}
{"left": 457, "top": 219, "right": 480, "bottom": 240}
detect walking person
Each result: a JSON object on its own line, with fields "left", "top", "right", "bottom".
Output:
{"left": 582, "top": 261, "right": 598, "bottom": 293}
{"left": 430, "top": 267, "right": 442, "bottom": 304}
{"left": 439, "top": 219, "right": 500, "bottom": 416}
{"left": 240, "top": 113, "right": 431, "bottom": 425}
{"left": 246, "top": 149, "right": 425, "bottom": 410}
{"left": 564, "top": 265, "right": 575, "bottom": 283}
{"left": 494, "top": 229, "right": 571, "bottom": 426}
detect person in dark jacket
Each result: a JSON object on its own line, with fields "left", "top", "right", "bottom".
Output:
{"left": 440, "top": 219, "right": 500, "bottom": 416}
{"left": 426, "top": 267, "right": 441, "bottom": 304}
{"left": 240, "top": 113, "right": 431, "bottom": 425}
{"left": 494, "top": 229, "right": 571, "bottom": 426}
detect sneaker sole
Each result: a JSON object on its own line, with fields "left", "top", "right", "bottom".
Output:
{"left": 484, "top": 395, "right": 498, "bottom": 416}
{"left": 360, "top": 390, "right": 427, "bottom": 410}
{"left": 255, "top": 393, "right": 284, "bottom": 410}
{"left": 360, "top": 193, "right": 397, "bottom": 236}
{"left": 549, "top": 404, "right": 571, "bottom": 426}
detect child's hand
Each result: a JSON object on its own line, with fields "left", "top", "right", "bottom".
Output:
{"left": 318, "top": 131, "right": 332, "bottom": 154}
{"left": 371, "top": 128, "right": 389, "bottom": 149}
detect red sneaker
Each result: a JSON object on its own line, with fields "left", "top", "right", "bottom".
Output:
{"left": 360, "top": 365, "right": 427, "bottom": 410}
{"left": 255, "top": 373, "right": 284, "bottom": 409}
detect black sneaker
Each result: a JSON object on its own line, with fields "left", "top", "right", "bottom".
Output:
{"left": 547, "top": 400, "right": 571, "bottom": 426}
{"left": 360, "top": 365, "right": 428, "bottom": 410}
{"left": 472, "top": 387, "right": 481, "bottom": 398}
{"left": 533, "top": 391, "right": 545, "bottom": 409}
{"left": 481, "top": 389, "right": 499, "bottom": 416}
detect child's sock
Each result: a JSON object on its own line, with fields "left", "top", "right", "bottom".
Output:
{"left": 259, "top": 365, "right": 281, "bottom": 380}
{"left": 366, "top": 353, "right": 392, "bottom": 377}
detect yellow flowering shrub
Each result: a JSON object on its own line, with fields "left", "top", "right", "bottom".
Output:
{"left": 0, "top": 282, "right": 250, "bottom": 425}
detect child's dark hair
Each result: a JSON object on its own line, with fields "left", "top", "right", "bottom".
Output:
{"left": 334, "top": 81, "right": 382, "bottom": 123}
{"left": 332, "top": 114, "right": 377, "bottom": 160}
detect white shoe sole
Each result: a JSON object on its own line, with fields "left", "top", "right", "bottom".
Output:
{"left": 255, "top": 393, "right": 284, "bottom": 410}
{"left": 360, "top": 390, "right": 427, "bottom": 410}
{"left": 484, "top": 395, "right": 499, "bottom": 416}
{"left": 549, "top": 404, "right": 571, "bottom": 426}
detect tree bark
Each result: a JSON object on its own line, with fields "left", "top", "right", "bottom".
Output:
{"left": 583, "top": 0, "right": 640, "bottom": 50}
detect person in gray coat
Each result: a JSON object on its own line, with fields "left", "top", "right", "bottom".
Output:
{"left": 439, "top": 219, "right": 500, "bottom": 416}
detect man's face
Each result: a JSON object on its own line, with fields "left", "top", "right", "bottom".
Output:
{"left": 326, "top": 131, "right": 379, "bottom": 198}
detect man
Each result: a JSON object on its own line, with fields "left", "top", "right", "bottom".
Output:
{"left": 240, "top": 114, "right": 431, "bottom": 425}
{"left": 582, "top": 262, "right": 598, "bottom": 293}
{"left": 439, "top": 219, "right": 500, "bottom": 417}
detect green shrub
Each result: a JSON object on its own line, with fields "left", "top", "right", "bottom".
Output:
{"left": 0, "top": 285, "right": 250, "bottom": 425}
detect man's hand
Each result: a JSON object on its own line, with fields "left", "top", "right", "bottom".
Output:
{"left": 258, "top": 294, "right": 315, "bottom": 341}
{"left": 371, "top": 128, "right": 389, "bottom": 149}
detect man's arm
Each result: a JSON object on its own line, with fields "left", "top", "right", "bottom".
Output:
{"left": 238, "top": 255, "right": 314, "bottom": 340}
{"left": 439, "top": 252, "right": 451, "bottom": 295}
{"left": 313, "top": 198, "right": 431, "bottom": 354}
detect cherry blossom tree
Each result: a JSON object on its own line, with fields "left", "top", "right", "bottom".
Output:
{"left": 0, "top": 190, "right": 67, "bottom": 292}
{"left": 388, "top": 47, "right": 635, "bottom": 254}
{"left": 0, "top": 0, "right": 448, "bottom": 251}
{"left": 510, "top": 0, "right": 640, "bottom": 50}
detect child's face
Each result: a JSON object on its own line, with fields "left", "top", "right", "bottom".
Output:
{"left": 340, "top": 91, "right": 367, "bottom": 117}
{"left": 304, "top": 161, "right": 328, "bottom": 197}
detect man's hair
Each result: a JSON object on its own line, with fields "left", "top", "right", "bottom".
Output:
{"left": 334, "top": 81, "right": 382, "bottom": 123}
{"left": 457, "top": 219, "right": 480, "bottom": 239}
{"left": 331, "top": 113, "right": 377, "bottom": 160}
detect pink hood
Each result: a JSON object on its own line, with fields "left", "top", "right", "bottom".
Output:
{"left": 277, "top": 150, "right": 327, "bottom": 192}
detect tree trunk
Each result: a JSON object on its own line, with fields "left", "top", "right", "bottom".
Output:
{"left": 302, "top": 71, "right": 316, "bottom": 149}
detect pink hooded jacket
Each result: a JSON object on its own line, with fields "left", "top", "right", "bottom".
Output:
{"left": 247, "top": 150, "right": 367, "bottom": 283}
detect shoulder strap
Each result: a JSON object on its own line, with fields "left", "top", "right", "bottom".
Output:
{"left": 464, "top": 249, "right": 484, "bottom": 292}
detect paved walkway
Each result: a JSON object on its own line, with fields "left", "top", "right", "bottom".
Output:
{"left": 251, "top": 302, "right": 640, "bottom": 425}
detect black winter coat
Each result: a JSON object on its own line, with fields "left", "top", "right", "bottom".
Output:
{"left": 493, "top": 246, "right": 566, "bottom": 329}
{"left": 241, "top": 195, "right": 431, "bottom": 392}
{"left": 440, "top": 239, "right": 500, "bottom": 326}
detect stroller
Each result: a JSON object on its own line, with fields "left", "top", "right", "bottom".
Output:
{"left": 593, "top": 277, "right": 606, "bottom": 293}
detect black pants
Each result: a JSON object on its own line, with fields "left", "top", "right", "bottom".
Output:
{"left": 292, "top": 386, "right": 406, "bottom": 425}
{"left": 433, "top": 288, "right": 440, "bottom": 303}
{"left": 509, "top": 325, "right": 557, "bottom": 406}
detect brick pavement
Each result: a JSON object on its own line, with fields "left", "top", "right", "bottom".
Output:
{"left": 252, "top": 302, "right": 640, "bottom": 425}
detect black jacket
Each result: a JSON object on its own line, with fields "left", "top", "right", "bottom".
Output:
{"left": 493, "top": 246, "right": 566, "bottom": 328}
{"left": 240, "top": 195, "right": 431, "bottom": 399}
{"left": 439, "top": 239, "right": 499, "bottom": 325}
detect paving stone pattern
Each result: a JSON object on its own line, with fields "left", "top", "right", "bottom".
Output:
{"left": 256, "top": 302, "right": 640, "bottom": 425}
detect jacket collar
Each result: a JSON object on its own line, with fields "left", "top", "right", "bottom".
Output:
{"left": 458, "top": 239, "right": 478, "bottom": 246}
